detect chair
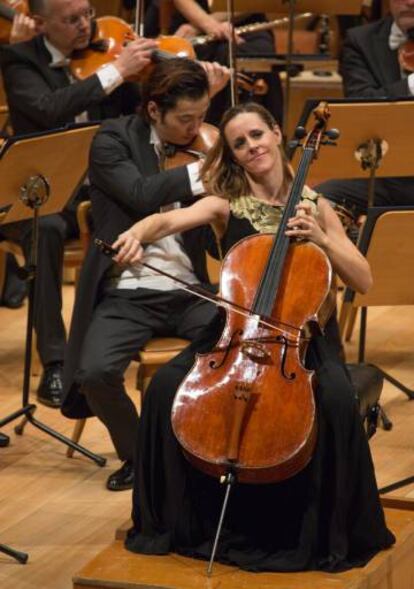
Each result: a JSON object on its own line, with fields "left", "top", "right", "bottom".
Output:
{"left": 338, "top": 206, "right": 414, "bottom": 400}
{"left": 66, "top": 336, "right": 191, "bottom": 456}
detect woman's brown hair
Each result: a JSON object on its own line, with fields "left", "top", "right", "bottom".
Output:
{"left": 201, "top": 102, "right": 292, "bottom": 199}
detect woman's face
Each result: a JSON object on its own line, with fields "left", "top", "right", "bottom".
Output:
{"left": 224, "top": 112, "right": 282, "bottom": 178}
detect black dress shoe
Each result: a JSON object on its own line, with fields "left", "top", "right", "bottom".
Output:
{"left": 0, "top": 432, "right": 10, "bottom": 447}
{"left": 37, "top": 363, "right": 64, "bottom": 408}
{"left": 1, "top": 290, "right": 27, "bottom": 309}
{"left": 106, "top": 461, "right": 134, "bottom": 491}
{"left": 0, "top": 254, "right": 27, "bottom": 309}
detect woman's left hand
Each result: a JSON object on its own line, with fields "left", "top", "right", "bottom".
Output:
{"left": 285, "top": 201, "right": 328, "bottom": 249}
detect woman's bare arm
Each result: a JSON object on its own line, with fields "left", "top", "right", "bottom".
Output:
{"left": 286, "top": 197, "right": 372, "bottom": 294}
{"left": 112, "top": 195, "right": 229, "bottom": 266}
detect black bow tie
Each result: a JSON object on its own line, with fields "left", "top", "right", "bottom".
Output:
{"left": 163, "top": 143, "right": 178, "bottom": 157}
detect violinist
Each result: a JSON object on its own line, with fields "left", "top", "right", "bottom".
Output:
{"left": 315, "top": 0, "right": 414, "bottom": 229}
{"left": 0, "top": 0, "right": 157, "bottom": 409}
{"left": 62, "top": 57, "right": 230, "bottom": 492}
{"left": 140, "top": 0, "right": 284, "bottom": 125}
{"left": 0, "top": 5, "right": 38, "bottom": 310}
{"left": 114, "top": 102, "right": 394, "bottom": 571}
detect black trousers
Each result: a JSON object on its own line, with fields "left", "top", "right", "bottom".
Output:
{"left": 76, "top": 287, "right": 218, "bottom": 462}
{"left": 1, "top": 209, "right": 79, "bottom": 366}
{"left": 315, "top": 177, "right": 414, "bottom": 218}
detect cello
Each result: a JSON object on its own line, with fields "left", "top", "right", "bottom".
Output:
{"left": 171, "top": 104, "right": 335, "bottom": 488}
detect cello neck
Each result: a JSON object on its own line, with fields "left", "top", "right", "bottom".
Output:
{"left": 253, "top": 103, "right": 331, "bottom": 319}
{"left": 252, "top": 148, "right": 314, "bottom": 319}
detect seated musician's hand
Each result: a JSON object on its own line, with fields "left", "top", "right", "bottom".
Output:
{"left": 9, "top": 13, "right": 37, "bottom": 44}
{"left": 112, "top": 232, "right": 144, "bottom": 266}
{"left": 204, "top": 20, "right": 243, "bottom": 44}
{"left": 200, "top": 61, "right": 231, "bottom": 97}
{"left": 114, "top": 37, "right": 158, "bottom": 79}
{"left": 174, "top": 23, "right": 199, "bottom": 39}
{"left": 285, "top": 202, "right": 328, "bottom": 249}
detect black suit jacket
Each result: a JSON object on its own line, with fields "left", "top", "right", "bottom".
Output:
{"left": 340, "top": 16, "right": 409, "bottom": 98}
{"left": 62, "top": 114, "right": 217, "bottom": 418}
{"left": 0, "top": 35, "right": 140, "bottom": 134}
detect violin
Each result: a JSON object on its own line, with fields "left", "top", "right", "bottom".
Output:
{"left": 0, "top": 0, "right": 28, "bottom": 43}
{"left": 398, "top": 29, "right": 414, "bottom": 73}
{"left": 69, "top": 15, "right": 267, "bottom": 96}
{"left": 70, "top": 16, "right": 195, "bottom": 81}
{"left": 162, "top": 122, "right": 218, "bottom": 169}
{"left": 171, "top": 104, "right": 334, "bottom": 485}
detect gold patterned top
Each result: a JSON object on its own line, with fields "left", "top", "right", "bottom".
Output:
{"left": 229, "top": 185, "right": 319, "bottom": 234}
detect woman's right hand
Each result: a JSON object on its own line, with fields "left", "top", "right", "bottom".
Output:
{"left": 112, "top": 231, "right": 144, "bottom": 266}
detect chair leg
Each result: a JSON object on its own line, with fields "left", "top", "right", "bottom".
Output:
{"left": 379, "top": 407, "right": 393, "bottom": 431}
{"left": 0, "top": 251, "right": 7, "bottom": 299}
{"left": 31, "top": 334, "right": 41, "bottom": 377}
{"left": 66, "top": 418, "right": 87, "bottom": 458}
{"left": 345, "top": 307, "right": 359, "bottom": 342}
{"left": 136, "top": 363, "right": 143, "bottom": 393}
{"left": 338, "top": 301, "right": 352, "bottom": 340}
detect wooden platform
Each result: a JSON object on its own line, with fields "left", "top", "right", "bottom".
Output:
{"left": 73, "top": 499, "right": 414, "bottom": 589}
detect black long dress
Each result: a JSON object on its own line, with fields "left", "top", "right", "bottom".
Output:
{"left": 125, "top": 198, "right": 395, "bottom": 572}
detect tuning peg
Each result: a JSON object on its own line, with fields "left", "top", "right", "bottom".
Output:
{"left": 287, "top": 139, "right": 301, "bottom": 150}
{"left": 326, "top": 128, "right": 340, "bottom": 140}
{"left": 294, "top": 126, "right": 307, "bottom": 139}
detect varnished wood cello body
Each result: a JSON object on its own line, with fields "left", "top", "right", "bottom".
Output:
{"left": 172, "top": 104, "right": 334, "bottom": 485}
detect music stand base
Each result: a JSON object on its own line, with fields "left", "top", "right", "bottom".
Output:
{"left": 0, "top": 543, "right": 28, "bottom": 564}
{"left": 379, "top": 475, "right": 414, "bottom": 495}
{"left": 0, "top": 404, "right": 106, "bottom": 467}
{"left": 377, "top": 368, "right": 414, "bottom": 400}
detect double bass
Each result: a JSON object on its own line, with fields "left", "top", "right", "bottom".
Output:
{"left": 171, "top": 104, "right": 335, "bottom": 486}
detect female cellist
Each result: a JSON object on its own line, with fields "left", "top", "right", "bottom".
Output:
{"left": 113, "top": 102, "right": 395, "bottom": 571}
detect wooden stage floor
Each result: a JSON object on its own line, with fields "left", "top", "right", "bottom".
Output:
{"left": 0, "top": 286, "right": 413, "bottom": 589}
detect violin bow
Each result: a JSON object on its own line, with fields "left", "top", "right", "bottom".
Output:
{"left": 226, "top": 0, "right": 238, "bottom": 106}
{"left": 134, "top": 0, "right": 144, "bottom": 37}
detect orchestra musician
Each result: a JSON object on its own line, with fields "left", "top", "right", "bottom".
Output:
{"left": 112, "top": 102, "right": 395, "bottom": 570}
{"left": 61, "top": 57, "right": 230, "bottom": 492}
{"left": 0, "top": 8, "right": 38, "bottom": 310}
{"left": 0, "top": 0, "right": 158, "bottom": 408}
{"left": 315, "top": 0, "right": 414, "bottom": 226}
{"left": 139, "top": 0, "right": 284, "bottom": 125}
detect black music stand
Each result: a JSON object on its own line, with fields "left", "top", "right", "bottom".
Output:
{"left": 0, "top": 125, "right": 106, "bottom": 468}
{"left": 291, "top": 98, "right": 414, "bottom": 493}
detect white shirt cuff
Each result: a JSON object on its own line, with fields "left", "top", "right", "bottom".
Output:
{"left": 408, "top": 73, "right": 414, "bottom": 96}
{"left": 187, "top": 161, "right": 205, "bottom": 196}
{"left": 97, "top": 63, "right": 124, "bottom": 95}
